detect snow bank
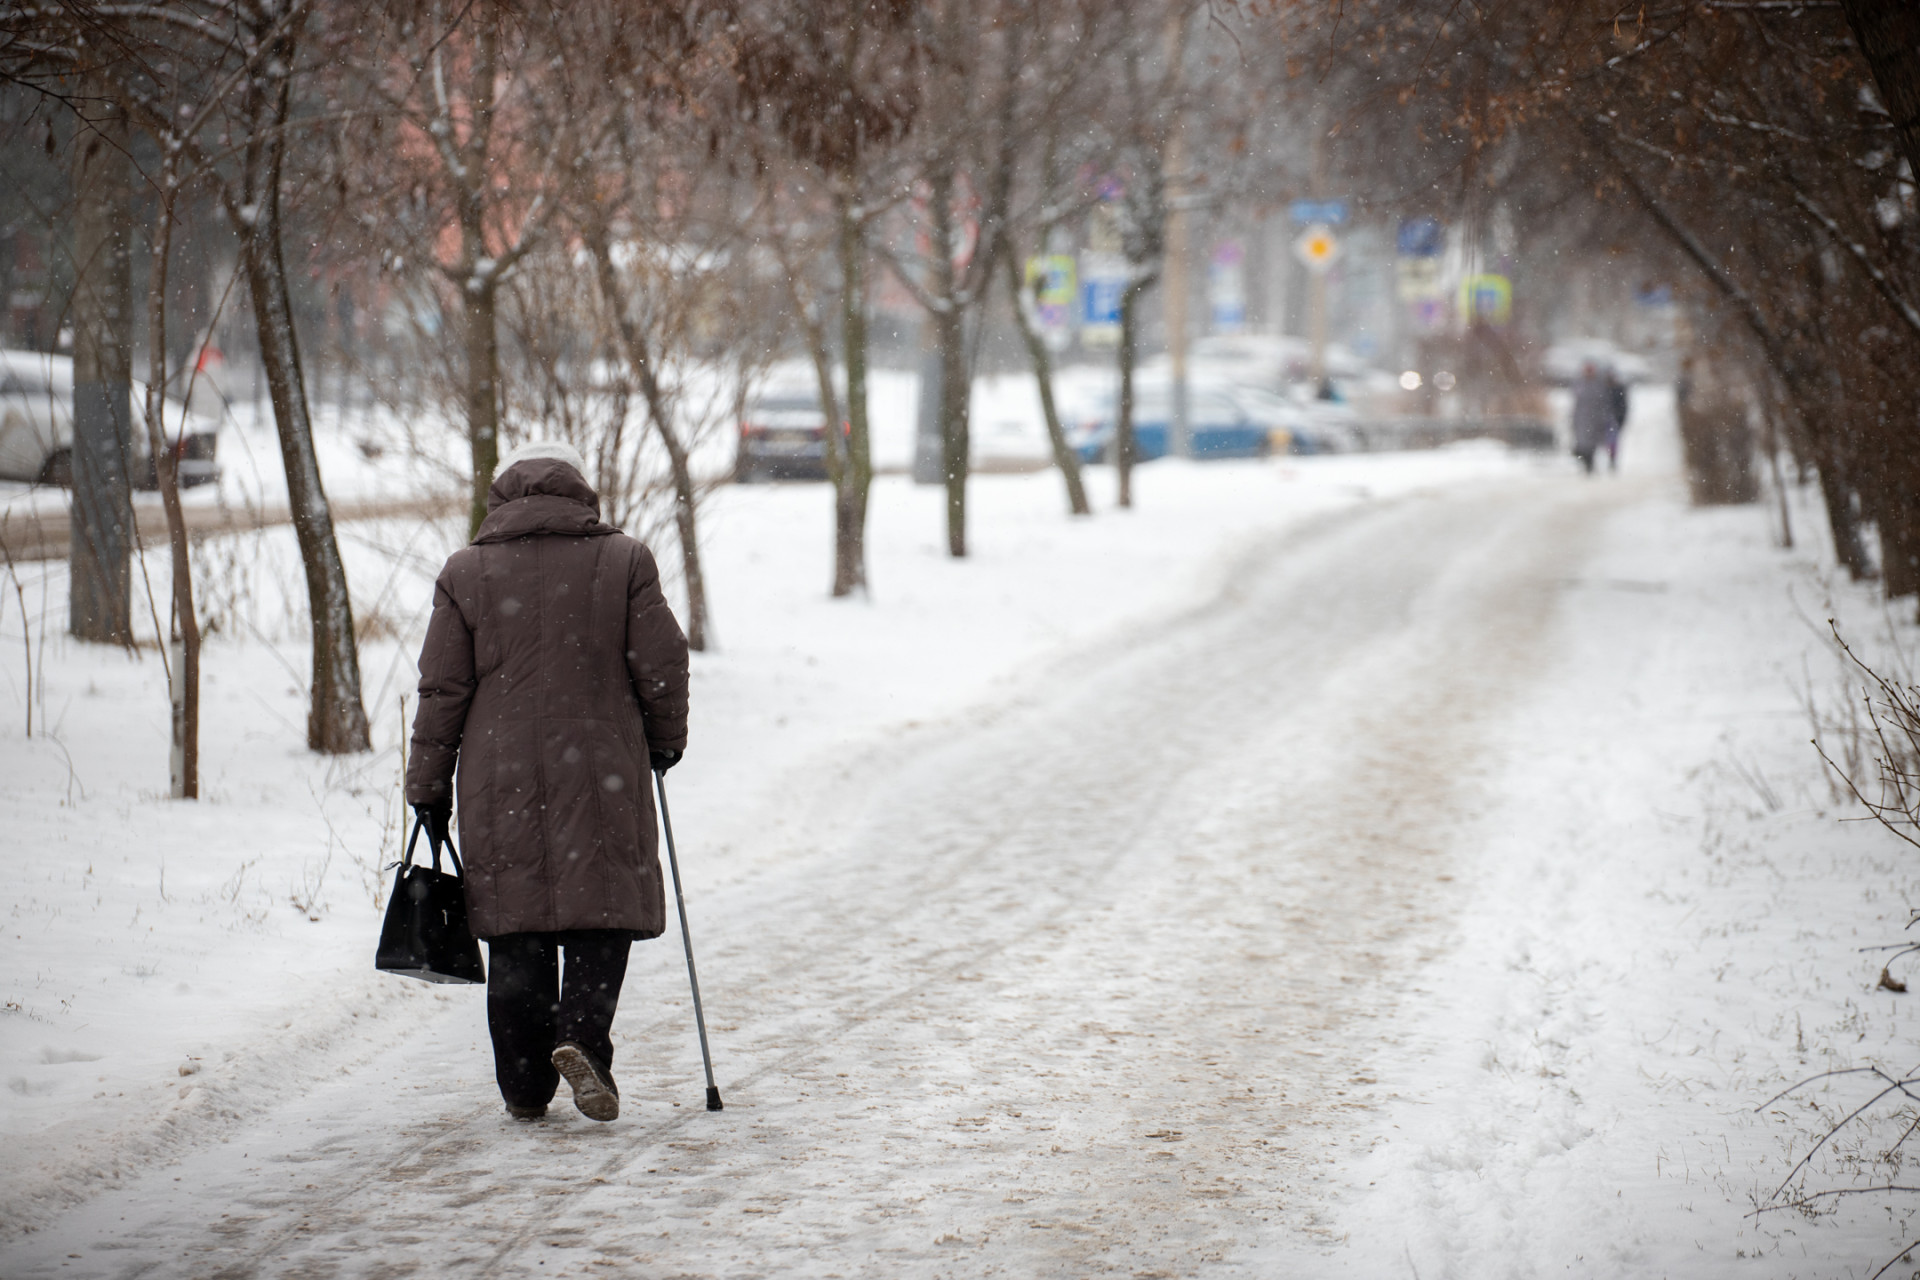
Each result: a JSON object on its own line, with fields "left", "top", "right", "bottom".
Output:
{"left": 1327, "top": 426, "right": 1920, "bottom": 1277}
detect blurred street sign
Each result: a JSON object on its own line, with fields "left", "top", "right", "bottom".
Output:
{"left": 1396, "top": 216, "right": 1444, "bottom": 257}
{"left": 1208, "top": 240, "right": 1246, "bottom": 333}
{"left": 1292, "top": 224, "right": 1341, "bottom": 273}
{"left": 1027, "top": 255, "right": 1076, "bottom": 324}
{"left": 1027, "top": 254, "right": 1076, "bottom": 351}
{"left": 1290, "top": 198, "right": 1348, "bottom": 226}
{"left": 1459, "top": 273, "right": 1512, "bottom": 326}
{"left": 1079, "top": 251, "right": 1126, "bottom": 347}
{"left": 1396, "top": 257, "right": 1442, "bottom": 302}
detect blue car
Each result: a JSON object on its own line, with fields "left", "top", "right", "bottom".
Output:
{"left": 1069, "top": 384, "right": 1274, "bottom": 464}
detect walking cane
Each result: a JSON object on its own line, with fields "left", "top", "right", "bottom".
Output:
{"left": 654, "top": 770, "right": 723, "bottom": 1112}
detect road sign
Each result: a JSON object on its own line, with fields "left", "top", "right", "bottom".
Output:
{"left": 1396, "top": 216, "right": 1444, "bottom": 257}
{"left": 1208, "top": 241, "right": 1246, "bottom": 333}
{"left": 1026, "top": 255, "right": 1076, "bottom": 329}
{"left": 1290, "top": 198, "right": 1349, "bottom": 226}
{"left": 1292, "top": 224, "right": 1341, "bottom": 273}
{"left": 1396, "top": 257, "right": 1442, "bottom": 302}
{"left": 1459, "top": 273, "right": 1512, "bottom": 326}
{"left": 1079, "top": 251, "right": 1126, "bottom": 347}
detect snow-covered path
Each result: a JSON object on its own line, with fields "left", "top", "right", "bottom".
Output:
{"left": 2, "top": 470, "right": 1619, "bottom": 1277}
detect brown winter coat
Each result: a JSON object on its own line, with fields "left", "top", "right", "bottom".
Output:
{"left": 405, "top": 459, "right": 689, "bottom": 940}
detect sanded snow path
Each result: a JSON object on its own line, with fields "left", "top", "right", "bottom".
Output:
{"left": 2, "top": 474, "right": 1618, "bottom": 1278}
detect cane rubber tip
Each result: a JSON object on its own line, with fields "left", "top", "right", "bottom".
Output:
{"left": 706, "top": 1087, "right": 724, "bottom": 1112}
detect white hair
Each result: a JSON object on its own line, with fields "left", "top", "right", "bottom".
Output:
{"left": 498, "top": 439, "right": 589, "bottom": 480}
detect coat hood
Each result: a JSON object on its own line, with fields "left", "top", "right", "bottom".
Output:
{"left": 473, "top": 458, "right": 615, "bottom": 545}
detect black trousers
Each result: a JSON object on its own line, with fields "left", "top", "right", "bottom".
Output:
{"left": 486, "top": 930, "right": 632, "bottom": 1109}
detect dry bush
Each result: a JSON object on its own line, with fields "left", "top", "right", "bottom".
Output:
{"left": 1815, "top": 624, "right": 1920, "bottom": 855}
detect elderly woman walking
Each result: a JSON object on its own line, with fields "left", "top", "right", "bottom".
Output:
{"left": 1570, "top": 362, "right": 1613, "bottom": 475}
{"left": 406, "top": 441, "right": 690, "bottom": 1123}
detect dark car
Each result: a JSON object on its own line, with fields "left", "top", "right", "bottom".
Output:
{"left": 736, "top": 388, "right": 834, "bottom": 482}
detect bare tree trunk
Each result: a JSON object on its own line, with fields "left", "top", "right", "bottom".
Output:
{"left": 1839, "top": 0, "right": 1920, "bottom": 187}
{"left": 143, "top": 163, "right": 199, "bottom": 798}
{"left": 458, "top": 7, "right": 503, "bottom": 539}
{"left": 1811, "top": 429, "right": 1873, "bottom": 581}
{"left": 237, "top": 20, "right": 370, "bottom": 754}
{"left": 1763, "top": 408, "right": 1793, "bottom": 550}
{"left": 1115, "top": 276, "right": 1151, "bottom": 510}
{"left": 834, "top": 197, "right": 872, "bottom": 597}
{"left": 1002, "top": 244, "right": 1088, "bottom": 516}
{"left": 774, "top": 248, "right": 854, "bottom": 595}
{"left": 655, "top": 424, "right": 711, "bottom": 650}
{"left": 1865, "top": 446, "right": 1920, "bottom": 599}
{"left": 926, "top": 167, "right": 970, "bottom": 559}
{"left": 69, "top": 86, "right": 134, "bottom": 644}
{"left": 579, "top": 230, "right": 713, "bottom": 650}
{"left": 463, "top": 279, "right": 501, "bottom": 537}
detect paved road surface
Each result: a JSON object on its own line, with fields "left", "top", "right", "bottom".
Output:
{"left": 1, "top": 474, "right": 1617, "bottom": 1277}
{"left": 0, "top": 494, "right": 458, "bottom": 562}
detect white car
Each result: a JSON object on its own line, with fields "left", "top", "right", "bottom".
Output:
{"left": 1542, "top": 339, "right": 1653, "bottom": 387}
{"left": 0, "top": 348, "right": 221, "bottom": 488}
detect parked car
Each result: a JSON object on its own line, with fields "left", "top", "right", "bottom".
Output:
{"left": 1234, "top": 385, "right": 1364, "bottom": 455}
{"left": 734, "top": 384, "right": 837, "bottom": 482}
{"left": 1069, "top": 375, "right": 1360, "bottom": 464}
{"left": 0, "top": 349, "right": 220, "bottom": 488}
{"left": 1542, "top": 339, "right": 1653, "bottom": 386}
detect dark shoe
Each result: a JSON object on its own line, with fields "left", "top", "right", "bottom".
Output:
{"left": 505, "top": 1101, "right": 547, "bottom": 1121}
{"left": 552, "top": 1043, "right": 620, "bottom": 1122}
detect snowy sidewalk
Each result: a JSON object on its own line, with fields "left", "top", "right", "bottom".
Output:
{"left": 7, "top": 396, "right": 1917, "bottom": 1277}
{"left": 1, "top": 438, "right": 1533, "bottom": 1245}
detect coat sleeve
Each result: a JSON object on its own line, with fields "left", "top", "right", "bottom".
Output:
{"left": 625, "top": 542, "right": 690, "bottom": 754}
{"left": 406, "top": 565, "right": 477, "bottom": 805}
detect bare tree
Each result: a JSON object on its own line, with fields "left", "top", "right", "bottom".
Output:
{"left": 66, "top": 76, "right": 134, "bottom": 644}
{"left": 347, "top": 0, "right": 570, "bottom": 537}
{"left": 1108, "top": 1, "right": 1190, "bottom": 510}
{"left": 737, "top": 0, "right": 924, "bottom": 597}
{"left": 554, "top": 2, "right": 743, "bottom": 649}
{"left": 878, "top": 2, "right": 1022, "bottom": 558}
{"left": 1293, "top": 0, "right": 1920, "bottom": 605}
{"left": 995, "top": 0, "right": 1125, "bottom": 519}
{"left": 1839, "top": 1, "right": 1920, "bottom": 187}
{"left": 140, "top": 139, "right": 202, "bottom": 797}
{"left": 6, "top": 0, "right": 372, "bottom": 753}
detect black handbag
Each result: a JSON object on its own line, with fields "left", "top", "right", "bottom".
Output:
{"left": 376, "top": 815, "right": 486, "bottom": 984}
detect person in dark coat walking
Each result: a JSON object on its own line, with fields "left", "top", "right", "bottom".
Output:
{"left": 407, "top": 440, "right": 690, "bottom": 1122}
{"left": 1570, "top": 363, "right": 1612, "bottom": 475}
{"left": 1603, "top": 367, "right": 1631, "bottom": 472}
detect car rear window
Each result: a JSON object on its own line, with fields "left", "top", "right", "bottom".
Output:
{"left": 0, "top": 372, "right": 51, "bottom": 396}
{"left": 752, "top": 394, "right": 819, "bottom": 413}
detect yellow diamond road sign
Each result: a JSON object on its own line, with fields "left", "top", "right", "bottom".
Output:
{"left": 1293, "top": 223, "right": 1341, "bottom": 273}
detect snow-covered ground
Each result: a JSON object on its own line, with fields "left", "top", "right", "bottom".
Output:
{"left": 4, "top": 391, "right": 1918, "bottom": 1277}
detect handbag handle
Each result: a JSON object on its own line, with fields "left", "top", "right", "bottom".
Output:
{"left": 402, "top": 813, "right": 468, "bottom": 880}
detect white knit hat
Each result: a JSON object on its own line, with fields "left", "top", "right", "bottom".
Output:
{"left": 498, "top": 439, "right": 589, "bottom": 479}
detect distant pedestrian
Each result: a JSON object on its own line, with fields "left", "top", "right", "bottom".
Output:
{"left": 407, "top": 440, "right": 690, "bottom": 1123}
{"left": 1603, "top": 367, "right": 1631, "bottom": 472}
{"left": 1570, "top": 362, "right": 1612, "bottom": 475}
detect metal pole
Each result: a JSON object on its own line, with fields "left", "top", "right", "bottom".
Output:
{"left": 1165, "top": 126, "right": 1191, "bottom": 459}
{"left": 655, "top": 771, "right": 723, "bottom": 1111}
